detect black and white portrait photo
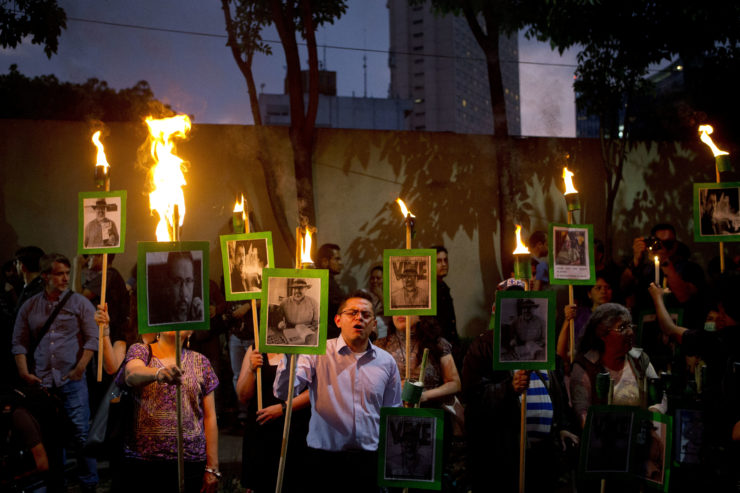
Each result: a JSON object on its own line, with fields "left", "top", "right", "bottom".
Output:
{"left": 383, "top": 415, "right": 436, "bottom": 482}
{"left": 389, "top": 256, "right": 431, "bottom": 310}
{"left": 265, "top": 277, "right": 321, "bottom": 347}
{"left": 146, "top": 250, "right": 205, "bottom": 326}
{"left": 227, "top": 238, "right": 268, "bottom": 294}
{"left": 498, "top": 297, "right": 549, "bottom": 362}
{"left": 82, "top": 196, "right": 121, "bottom": 248}
{"left": 698, "top": 185, "right": 740, "bottom": 237}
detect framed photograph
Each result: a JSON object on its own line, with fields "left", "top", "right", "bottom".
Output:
{"left": 694, "top": 182, "right": 740, "bottom": 242}
{"left": 377, "top": 407, "right": 444, "bottom": 490}
{"left": 259, "top": 268, "right": 329, "bottom": 355}
{"left": 492, "top": 290, "right": 556, "bottom": 370}
{"left": 580, "top": 406, "right": 636, "bottom": 479}
{"left": 219, "top": 232, "right": 274, "bottom": 300}
{"left": 78, "top": 190, "right": 126, "bottom": 254}
{"left": 634, "top": 412, "right": 672, "bottom": 491}
{"left": 549, "top": 223, "right": 595, "bottom": 285}
{"left": 383, "top": 249, "right": 437, "bottom": 316}
{"left": 673, "top": 409, "right": 703, "bottom": 466}
{"left": 137, "top": 241, "right": 210, "bottom": 334}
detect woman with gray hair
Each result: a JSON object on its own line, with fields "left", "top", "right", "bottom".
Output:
{"left": 570, "top": 303, "right": 658, "bottom": 427}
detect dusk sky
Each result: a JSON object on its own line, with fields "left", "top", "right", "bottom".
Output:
{"left": 2, "top": 0, "right": 578, "bottom": 136}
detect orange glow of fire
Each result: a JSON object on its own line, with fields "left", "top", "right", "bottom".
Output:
{"left": 562, "top": 167, "right": 578, "bottom": 195}
{"left": 145, "top": 114, "right": 191, "bottom": 242}
{"left": 396, "top": 198, "right": 415, "bottom": 218}
{"left": 300, "top": 228, "right": 313, "bottom": 264}
{"left": 233, "top": 194, "right": 246, "bottom": 222}
{"left": 91, "top": 131, "right": 109, "bottom": 170}
{"left": 698, "top": 125, "right": 729, "bottom": 158}
{"left": 513, "top": 225, "right": 530, "bottom": 255}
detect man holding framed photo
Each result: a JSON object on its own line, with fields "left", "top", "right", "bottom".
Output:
{"left": 274, "top": 291, "right": 402, "bottom": 492}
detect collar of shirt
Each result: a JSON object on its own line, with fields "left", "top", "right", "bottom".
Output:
{"left": 335, "top": 334, "right": 376, "bottom": 361}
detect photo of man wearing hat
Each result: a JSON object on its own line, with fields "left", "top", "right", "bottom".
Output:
{"left": 390, "top": 257, "right": 430, "bottom": 309}
{"left": 83, "top": 197, "right": 119, "bottom": 248}
{"left": 501, "top": 297, "right": 547, "bottom": 361}
{"left": 268, "top": 278, "right": 320, "bottom": 346}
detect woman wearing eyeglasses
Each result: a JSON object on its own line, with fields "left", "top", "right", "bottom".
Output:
{"left": 570, "top": 303, "right": 659, "bottom": 428}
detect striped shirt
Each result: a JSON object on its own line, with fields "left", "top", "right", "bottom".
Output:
{"left": 520, "top": 371, "right": 554, "bottom": 445}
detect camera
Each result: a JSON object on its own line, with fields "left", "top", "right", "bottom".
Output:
{"left": 644, "top": 236, "right": 662, "bottom": 251}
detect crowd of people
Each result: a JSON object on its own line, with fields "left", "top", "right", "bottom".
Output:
{"left": 1, "top": 228, "right": 740, "bottom": 492}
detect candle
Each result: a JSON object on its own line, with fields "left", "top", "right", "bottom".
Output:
{"left": 654, "top": 256, "right": 660, "bottom": 286}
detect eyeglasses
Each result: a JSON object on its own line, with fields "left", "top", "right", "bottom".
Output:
{"left": 340, "top": 309, "right": 374, "bottom": 321}
{"left": 610, "top": 323, "right": 636, "bottom": 333}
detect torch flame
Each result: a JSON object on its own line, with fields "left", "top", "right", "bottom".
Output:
{"left": 300, "top": 228, "right": 313, "bottom": 265}
{"left": 91, "top": 131, "right": 109, "bottom": 169}
{"left": 145, "top": 115, "right": 192, "bottom": 242}
{"left": 396, "top": 198, "right": 415, "bottom": 218}
{"left": 698, "top": 125, "right": 729, "bottom": 157}
{"left": 562, "top": 167, "right": 578, "bottom": 195}
{"left": 513, "top": 225, "right": 530, "bottom": 255}
{"left": 234, "top": 194, "right": 246, "bottom": 222}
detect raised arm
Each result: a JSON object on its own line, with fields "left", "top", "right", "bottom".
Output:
{"left": 648, "top": 282, "right": 687, "bottom": 344}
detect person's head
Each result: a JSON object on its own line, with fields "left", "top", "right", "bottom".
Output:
{"left": 166, "top": 251, "right": 195, "bottom": 322}
{"left": 235, "top": 243, "right": 246, "bottom": 268}
{"left": 14, "top": 246, "right": 45, "bottom": 275}
{"left": 400, "top": 263, "right": 418, "bottom": 290}
{"left": 578, "top": 303, "right": 634, "bottom": 357}
{"left": 335, "top": 291, "right": 377, "bottom": 351}
{"left": 87, "top": 253, "right": 115, "bottom": 272}
{"left": 316, "top": 243, "right": 342, "bottom": 275}
{"left": 588, "top": 277, "right": 613, "bottom": 308}
{"left": 369, "top": 264, "right": 383, "bottom": 293}
{"left": 290, "top": 279, "right": 311, "bottom": 301}
{"left": 94, "top": 199, "right": 108, "bottom": 219}
{"left": 432, "top": 245, "right": 449, "bottom": 279}
{"left": 392, "top": 314, "right": 420, "bottom": 333}
{"left": 650, "top": 223, "right": 678, "bottom": 256}
{"left": 516, "top": 298, "right": 538, "bottom": 319}
{"left": 40, "top": 253, "right": 71, "bottom": 296}
{"left": 529, "top": 231, "right": 548, "bottom": 257}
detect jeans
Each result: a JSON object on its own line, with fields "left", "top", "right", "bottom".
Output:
{"left": 53, "top": 377, "right": 98, "bottom": 486}
{"left": 229, "top": 334, "right": 253, "bottom": 417}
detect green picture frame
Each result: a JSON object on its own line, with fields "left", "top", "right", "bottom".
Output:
{"left": 492, "top": 290, "right": 556, "bottom": 370}
{"left": 377, "top": 407, "right": 444, "bottom": 490}
{"left": 693, "top": 182, "right": 740, "bottom": 242}
{"left": 78, "top": 190, "right": 126, "bottom": 254}
{"left": 549, "top": 223, "right": 596, "bottom": 285}
{"left": 136, "top": 241, "right": 210, "bottom": 334}
{"left": 383, "top": 249, "right": 437, "bottom": 316}
{"left": 219, "top": 232, "right": 274, "bottom": 301}
{"left": 579, "top": 406, "right": 672, "bottom": 492}
{"left": 259, "top": 267, "right": 329, "bottom": 355}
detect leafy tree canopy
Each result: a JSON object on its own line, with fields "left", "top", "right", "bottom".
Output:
{"left": 1, "top": 0, "right": 67, "bottom": 58}
{"left": 0, "top": 64, "right": 173, "bottom": 121}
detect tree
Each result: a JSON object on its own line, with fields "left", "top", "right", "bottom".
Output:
{"left": 0, "top": 64, "right": 173, "bottom": 121}
{"left": 1, "top": 0, "right": 67, "bottom": 58}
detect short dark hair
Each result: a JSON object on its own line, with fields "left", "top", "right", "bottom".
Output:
{"left": 14, "top": 246, "right": 45, "bottom": 273}
{"left": 529, "top": 230, "right": 547, "bottom": 246}
{"left": 369, "top": 264, "right": 382, "bottom": 275}
{"left": 650, "top": 223, "right": 676, "bottom": 236}
{"left": 316, "top": 243, "right": 340, "bottom": 264}
{"left": 166, "top": 251, "right": 194, "bottom": 276}
{"left": 337, "top": 290, "right": 375, "bottom": 315}
{"left": 39, "top": 253, "right": 70, "bottom": 274}
{"left": 431, "top": 245, "right": 447, "bottom": 255}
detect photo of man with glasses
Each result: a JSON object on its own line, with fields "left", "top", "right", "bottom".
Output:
{"left": 147, "top": 250, "right": 204, "bottom": 325}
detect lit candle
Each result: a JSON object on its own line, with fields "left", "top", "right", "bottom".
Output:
{"left": 654, "top": 256, "right": 660, "bottom": 286}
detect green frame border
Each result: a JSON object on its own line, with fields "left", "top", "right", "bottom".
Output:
{"left": 377, "top": 407, "right": 444, "bottom": 490}
{"left": 492, "top": 290, "right": 556, "bottom": 370}
{"left": 579, "top": 406, "right": 672, "bottom": 491}
{"left": 548, "top": 222, "right": 596, "bottom": 285}
{"left": 636, "top": 308, "right": 683, "bottom": 348}
{"left": 78, "top": 190, "right": 126, "bottom": 254}
{"left": 693, "top": 182, "right": 740, "bottom": 242}
{"left": 136, "top": 241, "right": 210, "bottom": 334}
{"left": 259, "top": 268, "right": 329, "bottom": 355}
{"left": 383, "top": 249, "right": 437, "bottom": 316}
{"left": 219, "top": 232, "right": 274, "bottom": 301}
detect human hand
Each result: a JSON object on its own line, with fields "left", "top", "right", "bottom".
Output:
{"left": 256, "top": 404, "right": 283, "bottom": 425}
{"left": 512, "top": 370, "right": 530, "bottom": 393}
{"left": 200, "top": 470, "right": 219, "bottom": 493}
{"left": 648, "top": 283, "right": 668, "bottom": 303}
{"left": 95, "top": 303, "right": 110, "bottom": 337}
{"left": 156, "top": 364, "right": 183, "bottom": 385}
{"left": 632, "top": 237, "right": 646, "bottom": 264}
{"left": 559, "top": 430, "right": 580, "bottom": 451}
{"left": 564, "top": 304, "right": 577, "bottom": 321}
{"left": 20, "top": 372, "right": 42, "bottom": 386}
{"left": 190, "top": 297, "right": 204, "bottom": 320}
{"left": 249, "top": 351, "right": 263, "bottom": 370}
{"left": 63, "top": 365, "right": 85, "bottom": 382}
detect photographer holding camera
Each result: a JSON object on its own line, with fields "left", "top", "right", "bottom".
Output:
{"left": 622, "top": 224, "right": 708, "bottom": 346}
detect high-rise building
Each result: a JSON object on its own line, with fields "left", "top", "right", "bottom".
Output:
{"left": 388, "top": 0, "right": 521, "bottom": 135}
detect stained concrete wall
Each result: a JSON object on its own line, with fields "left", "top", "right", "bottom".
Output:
{"left": 1, "top": 120, "right": 735, "bottom": 337}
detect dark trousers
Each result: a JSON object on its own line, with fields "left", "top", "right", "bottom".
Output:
{"left": 122, "top": 458, "right": 206, "bottom": 493}
{"left": 307, "top": 447, "right": 379, "bottom": 493}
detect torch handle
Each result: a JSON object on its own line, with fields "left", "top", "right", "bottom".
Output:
{"left": 252, "top": 299, "right": 263, "bottom": 410}
{"left": 276, "top": 353, "right": 297, "bottom": 493}
{"left": 568, "top": 284, "right": 575, "bottom": 364}
{"left": 175, "top": 331, "right": 185, "bottom": 493}
{"left": 405, "top": 316, "right": 411, "bottom": 381}
{"left": 519, "top": 388, "right": 528, "bottom": 493}
{"left": 97, "top": 254, "right": 108, "bottom": 382}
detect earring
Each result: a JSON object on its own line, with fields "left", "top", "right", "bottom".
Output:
{"left": 186, "top": 335, "right": 190, "bottom": 348}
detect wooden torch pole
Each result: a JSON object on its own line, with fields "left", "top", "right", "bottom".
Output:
{"left": 173, "top": 205, "right": 185, "bottom": 493}
{"left": 241, "top": 205, "right": 263, "bottom": 410}
{"left": 95, "top": 167, "right": 110, "bottom": 382}
{"left": 405, "top": 215, "right": 412, "bottom": 381}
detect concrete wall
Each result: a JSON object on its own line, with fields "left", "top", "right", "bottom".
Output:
{"left": 1, "top": 119, "right": 736, "bottom": 337}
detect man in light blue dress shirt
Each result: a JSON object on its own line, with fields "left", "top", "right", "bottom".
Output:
{"left": 274, "top": 291, "right": 402, "bottom": 492}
